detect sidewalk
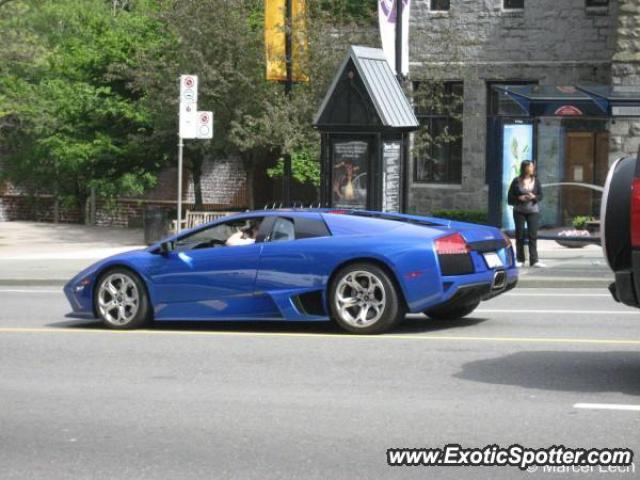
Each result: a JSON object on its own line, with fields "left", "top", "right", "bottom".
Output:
{"left": 0, "top": 221, "right": 613, "bottom": 288}
{"left": 512, "top": 240, "right": 612, "bottom": 288}
{"left": 0, "top": 221, "right": 145, "bottom": 285}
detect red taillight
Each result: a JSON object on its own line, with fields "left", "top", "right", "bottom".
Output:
{"left": 435, "top": 233, "right": 469, "bottom": 255}
{"left": 328, "top": 209, "right": 348, "bottom": 215}
{"left": 631, "top": 178, "right": 640, "bottom": 247}
{"left": 502, "top": 231, "right": 512, "bottom": 248}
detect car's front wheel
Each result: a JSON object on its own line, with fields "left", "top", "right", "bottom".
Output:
{"left": 95, "top": 268, "right": 150, "bottom": 329}
{"left": 424, "top": 300, "right": 480, "bottom": 321}
{"left": 329, "top": 263, "right": 404, "bottom": 334}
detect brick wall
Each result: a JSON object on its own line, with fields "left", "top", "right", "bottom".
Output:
{"left": 0, "top": 195, "right": 82, "bottom": 223}
{"left": 184, "top": 158, "right": 248, "bottom": 206}
{"left": 0, "top": 157, "right": 249, "bottom": 225}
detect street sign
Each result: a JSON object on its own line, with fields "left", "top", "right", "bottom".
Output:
{"left": 177, "top": 74, "right": 212, "bottom": 234}
{"left": 179, "top": 102, "right": 198, "bottom": 139}
{"left": 179, "top": 75, "right": 199, "bottom": 139}
{"left": 180, "top": 75, "right": 198, "bottom": 105}
{"left": 196, "top": 111, "right": 213, "bottom": 139}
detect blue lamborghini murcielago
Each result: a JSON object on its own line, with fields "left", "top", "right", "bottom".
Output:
{"left": 64, "top": 209, "right": 517, "bottom": 334}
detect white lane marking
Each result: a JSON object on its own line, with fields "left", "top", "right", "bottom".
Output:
{"left": 506, "top": 293, "right": 611, "bottom": 297}
{"left": 0, "top": 289, "right": 61, "bottom": 293}
{"left": 477, "top": 309, "right": 637, "bottom": 315}
{"left": 574, "top": 403, "right": 640, "bottom": 412}
{"left": 2, "top": 327, "right": 640, "bottom": 345}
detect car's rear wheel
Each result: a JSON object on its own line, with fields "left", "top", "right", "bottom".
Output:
{"left": 329, "top": 263, "right": 404, "bottom": 334}
{"left": 95, "top": 268, "right": 150, "bottom": 329}
{"left": 424, "top": 300, "right": 480, "bottom": 321}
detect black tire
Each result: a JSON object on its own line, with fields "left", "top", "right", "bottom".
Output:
{"left": 94, "top": 268, "right": 151, "bottom": 329}
{"left": 602, "top": 156, "right": 635, "bottom": 271}
{"left": 329, "top": 262, "right": 405, "bottom": 334}
{"left": 424, "top": 300, "right": 480, "bottom": 321}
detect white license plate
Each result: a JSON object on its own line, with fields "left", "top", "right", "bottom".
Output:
{"left": 483, "top": 252, "right": 503, "bottom": 269}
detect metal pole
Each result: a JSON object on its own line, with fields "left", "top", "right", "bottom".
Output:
{"left": 395, "top": 0, "right": 403, "bottom": 83}
{"left": 177, "top": 137, "right": 184, "bottom": 234}
{"left": 285, "top": 0, "right": 293, "bottom": 95}
{"left": 282, "top": 0, "right": 293, "bottom": 207}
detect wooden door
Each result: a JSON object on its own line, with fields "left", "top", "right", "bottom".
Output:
{"left": 563, "top": 132, "right": 595, "bottom": 224}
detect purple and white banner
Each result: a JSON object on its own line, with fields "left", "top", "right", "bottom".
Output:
{"left": 378, "top": 0, "right": 411, "bottom": 76}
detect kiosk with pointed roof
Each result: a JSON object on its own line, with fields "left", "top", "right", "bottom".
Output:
{"left": 314, "top": 46, "right": 419, "bottom": 212}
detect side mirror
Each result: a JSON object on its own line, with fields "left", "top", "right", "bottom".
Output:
{"left": 159, "top": 240, "right": 175, "bottom": 256}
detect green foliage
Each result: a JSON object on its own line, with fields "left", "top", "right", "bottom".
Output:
{"left": 267, "top": 149, "right": 320, "bottom": 187}
{"left": 431, "top": 210, "right": 490, "bottom": 225}
{"left": 0, "top": 0, "right": 170, "bottom": 210}
{"left": 228, "top": 1, "right": 377, "bottom": 194}
{"left": 0, "top": 0, "right": 379, "bottom": 214}
{"left": 572, "top": 216, "right": 592, "bottom": 230}
{"left": 315, "top": 0, "right": 378, "bottom": 22}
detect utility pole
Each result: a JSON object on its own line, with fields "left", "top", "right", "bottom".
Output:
{"left": 282, "top": 0, "right": 293, "bottom": 207}
{"left": 395, "top": 0, "right": 404, "bottom": 84}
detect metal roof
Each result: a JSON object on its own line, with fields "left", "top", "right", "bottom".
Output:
{"left": 313, "top": 46, "right": 419, "bottom": 129}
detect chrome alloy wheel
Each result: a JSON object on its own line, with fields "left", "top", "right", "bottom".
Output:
{"left": 335, "top": 270, "right": 386, "bottom": 328}
{"left": 97, "top": 273, "right": 140, "bottom": 326}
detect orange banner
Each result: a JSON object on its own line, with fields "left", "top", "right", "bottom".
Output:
{"left": 265, "top": 0, "right": 308, "bottom": 82}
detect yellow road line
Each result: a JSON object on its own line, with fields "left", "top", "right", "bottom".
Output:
{"left": 1, "top": 327, "right": 640, "bottom": 346}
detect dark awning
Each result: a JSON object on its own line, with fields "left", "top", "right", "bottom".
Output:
{"left": 493, "top": 84, "right": 640, "bottom": 118}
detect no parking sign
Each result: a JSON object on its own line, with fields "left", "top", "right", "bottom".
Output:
{"left": 196, "top": 111, "right": 213, "bottom": 139}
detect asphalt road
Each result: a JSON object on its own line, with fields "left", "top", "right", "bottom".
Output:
{"left": 0, "top": 287, "right": 639, "bottom": 479}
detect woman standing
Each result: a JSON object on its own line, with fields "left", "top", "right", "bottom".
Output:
{"left": 507, "top": 160, "right": 546, "bottom": 268}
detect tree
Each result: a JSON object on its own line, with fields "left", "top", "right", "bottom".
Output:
{"left": 1, "top": 0, "right": 382, "bottom": 216}
{"left": 228, "top": 1, "right": 378, "bottom": 203}
{"left": 0, "top": 0, "right": 169, "bottom": 219}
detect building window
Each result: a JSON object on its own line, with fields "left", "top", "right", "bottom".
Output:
{"left": 503, "top": 0, "right": 524, "bottom": 10}
{"left": 430, "top": 0, "right": 450, "bottom": 11}
{"left": 413, "top": 82, "right": 464, "bottom": 184}
{"left": 586, "top": 0, "right": 608, "bottom": 7}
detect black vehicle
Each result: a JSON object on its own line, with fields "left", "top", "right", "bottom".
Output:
{"left": 601, "top": 152, "right": 640, "bottom": 306}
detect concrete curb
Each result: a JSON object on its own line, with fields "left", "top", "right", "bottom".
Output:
{"left": 0, "top": 279, "right": 68, "bottom": 287}
{"left": 516, "top": 278, "right": 612, "bottom": 288}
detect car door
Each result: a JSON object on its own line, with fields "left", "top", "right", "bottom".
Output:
{"left": 147, "top": 216, "right": 273, "bottom": 320}
{"left": 254, "top": 215, "right": 332, "bottom": 303}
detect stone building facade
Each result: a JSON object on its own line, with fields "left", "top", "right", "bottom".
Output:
{"left": 407, "top": 0, "right": 625, "bottom": 214}
{"left": 611, "top": 1, "right": 640, "bottom": 157}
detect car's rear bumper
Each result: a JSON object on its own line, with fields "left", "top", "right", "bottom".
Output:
{"left": 408, "top": 266, "right": 518, "bottom": 313}
{"left": 436, "top": 276, "right": 518, "bottom": 312}
{"left": 609, "top": 250, "right": 640, "bottom": 308}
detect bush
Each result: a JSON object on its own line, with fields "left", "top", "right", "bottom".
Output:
{"left": 572, "top": 216, "right": 590, "bottom": 230}
{"left": 430, "top": 210, "right": 489, "bottom": 225}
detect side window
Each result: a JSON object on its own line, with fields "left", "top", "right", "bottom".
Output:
{"left": 270, "top": 218, "right": 295, "bottom": 242}
{"left": 176, "top": 217, "right": 265, "bottom": 250}
{"left": 294, "top": 217, "right": 331, "bottom": 239}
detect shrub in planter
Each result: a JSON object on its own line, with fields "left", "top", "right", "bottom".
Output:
{"left": 572, "top": 216, "right": 590, "bottom": 230}
{"left": 430, "top": 210, "right": 489, "bottom": 225}
{"left": 556, "top": 216, "right": 593, "bottom": 248}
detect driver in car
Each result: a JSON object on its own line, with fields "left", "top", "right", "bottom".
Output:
{"left": 225, "top": 222, "right": 259, "bottom": 247}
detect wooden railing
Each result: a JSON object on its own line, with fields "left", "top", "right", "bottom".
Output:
{"left": 171, "top": 210, "right": 234, "bottom": 232}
